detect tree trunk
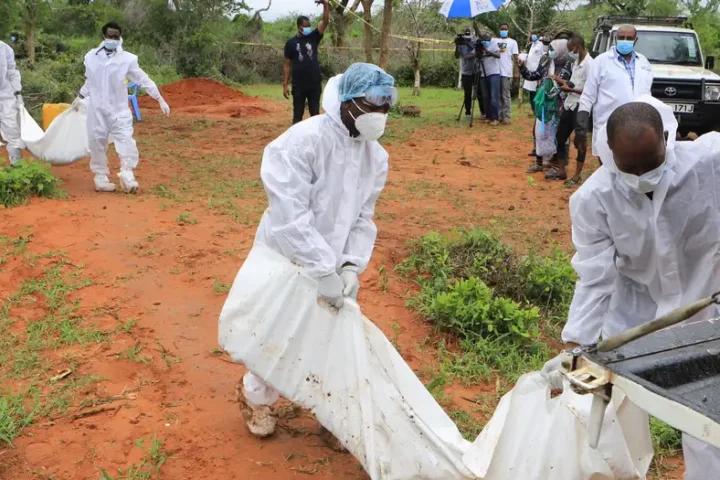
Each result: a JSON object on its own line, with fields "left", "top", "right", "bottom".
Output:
{"left": 26, "top": 25, "right": 36, "bottom": 68}
{"left": 412, "top": 44, "right": 421, "bottom": 96}
{"left": 362, "top": 0, "right": 374, "bottom": 63}
{"left": 379, "top": 0, "right": 394, "bottom": 69}
{"left": 331, "top": 9, "right": 348, "bottom": 47}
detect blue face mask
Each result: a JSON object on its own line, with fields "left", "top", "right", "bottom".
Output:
{"left": 10, "top": 36, "right": 17, "bottom": 42}
{"left": 103, "top": 39, "right": 119, "bottom": 51}
{"left": 531, "top": 35, "right": 538, "bottom": 42}
{"left": 616, "top": 39, "right": 635, "bottom": 55}
{"left": 499, "top": 30, "right": 508, "bottom": 38}
{"left": 302, "top": 27, "right": 312, "bottom": 36}
{"left": 483, "top": 41, "right": 491, "bottom": 48}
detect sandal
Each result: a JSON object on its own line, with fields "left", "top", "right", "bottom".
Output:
{"left": 526, "top": 164, "right": 544, "bottom": 173}
{"left": 564, "top": 177, "right": 581, "bottom": 187}
{"left": 545, "top": 168, "right": 567, "bottom": 181}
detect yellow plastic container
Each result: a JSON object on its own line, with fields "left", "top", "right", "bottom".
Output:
{"left": 42, "top": 103, "right": 71, "bottom": 131}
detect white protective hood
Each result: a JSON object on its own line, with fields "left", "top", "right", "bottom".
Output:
{"left": 254, "top": 75, "right": 389, "bottom": 278}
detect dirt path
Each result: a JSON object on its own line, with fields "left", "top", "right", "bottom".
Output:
{"left": 0, "top": 83, "right": 681, "bottom": 479}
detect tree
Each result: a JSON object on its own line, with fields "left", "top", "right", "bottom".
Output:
{"left": 18, "top": 0, "right": 50, "bottom": 68}
{"left": 394, "top": 0, "right": 452, "bottom": 95}
{"left": 379, "top": 0, "right": 397, "bottom": 69}
{"left": 329, "top": 0, "right": 362, "bottom": 47}
{"left": 362, "top": 0, "right": 374, "bottom": 63}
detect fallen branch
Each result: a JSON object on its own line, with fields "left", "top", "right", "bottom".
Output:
{"left": 72, "top": 405, "right": 121, "bottom": 421}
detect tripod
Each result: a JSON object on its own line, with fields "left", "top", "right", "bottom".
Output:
{"left": 456, "top": 56, "right": 486, "bottom": 128}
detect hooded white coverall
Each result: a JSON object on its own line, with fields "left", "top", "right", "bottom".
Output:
{"left": 0, "top": 41, "right": 22, "bottom": 163}
{"left": 578, "top": 47, "right": 653, "bottom": 156}
{"left": 80, "top": 42, "right": 161, "bottom": 176}
{"left": 564, "top": 95, "right": 720, "bottom": 480}
{"left": 242, "top": 74, "right": 389, "bottom": 406}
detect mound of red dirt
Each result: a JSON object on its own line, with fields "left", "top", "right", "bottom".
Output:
{"left": 139, "top": 78, "right": 269, "bottom": 117}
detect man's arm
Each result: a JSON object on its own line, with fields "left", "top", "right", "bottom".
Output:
{"left": 260, "top": 138, "right": 338, "bottom": 278}
{"left": 578, "top": 57, "right": 600, "bottom": 115}
{"left": 126, "top": 57, "right": 161, "bottom": 99}
{"left": 562, "top": 193, "right": 617, "bottom": 345}
{"left": 341, "top": 149, "right": 389, "bottom": 273}
{"left": 283, "top": 58, "right": 291, "bottom": 99}
{"left": 4, "top": 45, "right": 21, "bottom": 94}
{"left": 317, "top": 0, "right": 330, "bottom": 35}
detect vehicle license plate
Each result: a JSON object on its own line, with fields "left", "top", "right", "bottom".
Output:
{"left": 668, "top": 103, "right": 694, "bottom": 113}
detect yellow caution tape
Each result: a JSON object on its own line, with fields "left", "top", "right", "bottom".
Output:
{"left": 231, "top": 41, "right": 455, "bottom": 52}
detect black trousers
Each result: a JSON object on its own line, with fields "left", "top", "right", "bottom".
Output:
{"left": 556, "top": 106, "right": 587, "bottom": 164}
{"left": 293, "top": 86, "right": 322, "bottom": 124}
{"left": 461, "top": 74, "right": 485, "bottom": 116}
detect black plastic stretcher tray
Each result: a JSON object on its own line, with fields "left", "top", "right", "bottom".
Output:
{"left": 584, "top": 318, "right": 720, "bottom": 425}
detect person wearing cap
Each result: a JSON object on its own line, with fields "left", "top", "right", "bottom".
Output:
{"left": 229, "top": 62, "right": 397, "bottom": 442}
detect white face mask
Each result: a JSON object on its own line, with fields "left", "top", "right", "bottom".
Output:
{"left": 618, "top": 160, "right": 666, "bottom": 194}
{"left": 350, "top": 99, "right": 388, "bottom": 141}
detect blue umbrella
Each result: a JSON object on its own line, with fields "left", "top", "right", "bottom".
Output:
{"left": 439, "top": 0, "right": 508, "bottom": 18}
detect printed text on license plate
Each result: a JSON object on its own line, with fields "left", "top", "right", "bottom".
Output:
{"left": 669, "top": 104, "right": 694, "bottom": 113}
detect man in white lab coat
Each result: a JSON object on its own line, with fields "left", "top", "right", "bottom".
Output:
{"left": 0, "top": 40, "right": 23, "bottom": 166}
{"left": 563, "top": 97, "right": 720, "bottom": 480}
{"left": 232, "top": 63, "right": 395, "bottom": 440}
{"left": 575, "top": 25, "right": 653, "bottom": 157}
{"left": 78, "top": 22, "right": 170, "bottom": 193}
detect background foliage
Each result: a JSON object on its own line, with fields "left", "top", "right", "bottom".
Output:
{"left": 2, "top": 0, "right": 719, "bottom": 109}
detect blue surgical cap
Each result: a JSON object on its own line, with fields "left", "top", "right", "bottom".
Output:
{"left": 339, "top": 63, "right": 395, "bottom": 103}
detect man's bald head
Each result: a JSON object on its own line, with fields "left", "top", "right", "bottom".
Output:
{"left": 617, "top": 25, "right": 637, "bottom": 40}
{"left": 607, "top": 102, "right": 667, "bottom": 176}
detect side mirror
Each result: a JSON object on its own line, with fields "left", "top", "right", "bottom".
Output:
{"left": 590, "top": 50, "right": 599, "bottom": 58}
{"left": 706, "top": 56, "right": 715, "bottom": 71}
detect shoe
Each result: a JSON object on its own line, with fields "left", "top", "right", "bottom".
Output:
{"left": 466, "top": 114, "right": 472, "bottom": 120}
{"left": 526, "top": 164, "right": 544, "bottom": 173}
{"left": 545, "top": 167, "right": 568, "bottom": 181}
{"left": 94, "top": 175, "right": 116, "bottom": 193}
{"left": 236, "top": 380, "right": 277, "bottom": 438}
{"left": 501, "top": 119, "right": 512, "bottom": 125}
{"left": 118, "top": 170, "right": 139, "bottom": 194}
{"left": 527, "top": 150, "right": 537, "bottom": 157}
{"left": 490, "top": 120, "right": 499, "bottom": 126}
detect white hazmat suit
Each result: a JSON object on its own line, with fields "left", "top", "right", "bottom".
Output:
{"left": 0, "top": 41, "right": 22, "bottom": 164}
{"left": 564, "top": 95, "right": 720, "bottom": 480}
{"left": 80, "top": 40, "right": 168, "bottom": 192}
{"left": 241, "top": 72, "right": 390, "bottom": 412}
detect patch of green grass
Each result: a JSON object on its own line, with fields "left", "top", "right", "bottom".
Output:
{"left": 448, "top": 408, "right": 483, "bottom": 441}
{"left": 212, "top": 277, "right": 231, "bottom": 295}
{"left": 100, "top": 434, "right": 170, "bottom": 479}
{"left": 0, "top": 161, "right": 62, "bottom": 207}
{"left": 651, "top": 417, "right": 683, "bottom": 453}
{"left": 176, "top": 212, "right": 198, "bottom": 226}
{"left": 117, "top": 343, "right": 151, "bottom": 365}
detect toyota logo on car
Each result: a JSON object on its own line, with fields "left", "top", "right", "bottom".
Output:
{"left": 665, "top": 87, "right": 678, "bottom": 96}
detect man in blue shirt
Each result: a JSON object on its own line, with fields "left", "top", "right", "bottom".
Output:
{"left": 283, "top": 1, "right": 330, "bottom": 124}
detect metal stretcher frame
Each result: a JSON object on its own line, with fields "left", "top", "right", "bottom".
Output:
{"left": 565, "top": 318, "right": 720, "bottom": 449}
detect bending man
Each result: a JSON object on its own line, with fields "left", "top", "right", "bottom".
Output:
{"left": 0, "top": 39, "right": 23, "bottom": 166}
{"left": 562, "top": 98, "right": 720, "bottom": 480}
{"left": 78, "top": 22, "right": 170, "bottom": 193}
{"left": 231, "top": 63, "right": 395, "bottom": 439}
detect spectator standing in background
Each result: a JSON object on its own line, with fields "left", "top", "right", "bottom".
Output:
{"left": 480, "top": 36, "right": 502, "bottom": 126}
{"left": 455, "top": 28, "right": 484, "bottom": 120}
{"left": 497, "top": 24, "right": 519, "bottom": 124}
{"left": 283, "top": 0, "right": 330, "bottom": 125}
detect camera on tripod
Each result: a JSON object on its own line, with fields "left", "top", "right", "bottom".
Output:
{"left": 454, "top": 32, "right": 473, "bottom": 47}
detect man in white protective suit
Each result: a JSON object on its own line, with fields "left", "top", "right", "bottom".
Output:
{"left": 551, "top": 96, "right": 720, "bottom": 480}
{"left": 0, "top": 39, "right": 23, "bottom": 166}
{"left": 77, "top": 22, "right": 170, "bottom": 193}
{"left": 234, "top": 62, "right": 395, "bottom": 441}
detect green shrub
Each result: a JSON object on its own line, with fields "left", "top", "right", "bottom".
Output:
{"left": 0, "top": 161, "right": 61, "bottom": 208}
{"left": 421, "top": 276, "right": 541, "bottom": 342}
{"left": 651, "top": 417, "right": 683, "bottom": 452}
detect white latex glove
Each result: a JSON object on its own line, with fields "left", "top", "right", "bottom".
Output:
{"left": 340, "top": 265, "right": 360, "bottom": 300}
{"left": 158, "top": 97, "right": 170, "bottom": 117}
{"left": 71, "top": 96, "right": 83, "bottom": 112}
{"left": 540, "top": 350, "right": 573, "bottom": 391}
{"left": 318, "top": 272, "right": 345, "bottom": 309}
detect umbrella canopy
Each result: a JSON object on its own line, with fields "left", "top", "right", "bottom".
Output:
{"left": 439, "top": 0, "right": 508, "bottom": 18}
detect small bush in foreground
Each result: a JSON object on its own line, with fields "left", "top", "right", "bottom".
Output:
{"left": 0, "top": 161, "right": 61, "bottom": 207}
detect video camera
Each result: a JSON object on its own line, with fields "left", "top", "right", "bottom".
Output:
{"left": 454, "top": 32, "right": 473, "bottom": 48}
{"left": 474, "top": 34, "right": 491, "bottom": 58}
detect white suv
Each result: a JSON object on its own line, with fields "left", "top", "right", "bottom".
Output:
{"left": 592, "top": 16, "right": 720, "bottom": 136}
